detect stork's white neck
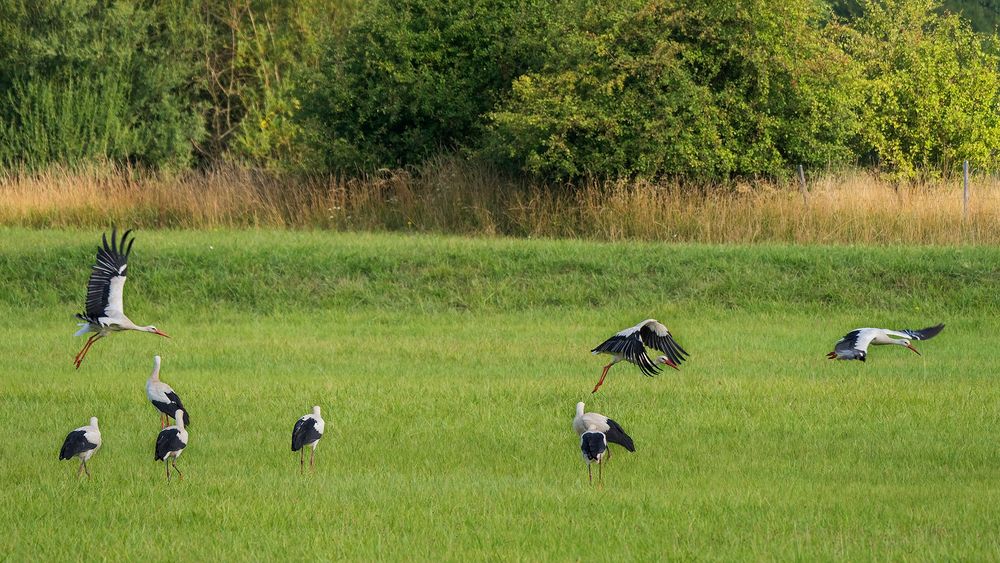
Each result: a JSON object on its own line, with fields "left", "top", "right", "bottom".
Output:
{"left": 150, "top": 355, "right": 161, "bottom": 382}
{"left": 576, "top": 402, "right": 585, "bottom": 417}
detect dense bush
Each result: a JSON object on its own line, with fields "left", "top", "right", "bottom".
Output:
{"left": 0, "top": 0, "right": 996, "bottom": 180}
{"left": 0, "top": 0, "right": 203, "bottom": 170}
{"left": 482, "top": 0, "right": 861, "bottom": 180}
{"left": 301, "top": 0, "right": 554, "bottom": 171}
{"left": 843, "top": 0, "right": 1000, "bottom": 178}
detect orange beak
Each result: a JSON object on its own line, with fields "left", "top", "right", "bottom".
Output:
{"left": 154, "top": 329, "right": 171, "bottom": 338}
{"left": 664, "top": 358, "right": 680, "bottom": 371}
{"left": 905, "top": 343, "right": 920, "bottom": 356}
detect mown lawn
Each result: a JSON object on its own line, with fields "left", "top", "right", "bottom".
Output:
{"left": 1, "top": 230, "right": 998, "bottom": 560}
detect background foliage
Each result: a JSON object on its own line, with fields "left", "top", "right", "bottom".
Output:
{"left": 0, "top": 0, "right": 997, "bottom": 181}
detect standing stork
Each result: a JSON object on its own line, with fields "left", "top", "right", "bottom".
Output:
{"left": 590, "top": 319, "right": 688, "bottom": 393}
{"left": 573, "top": 402, "right": 635, "bottom": 484}
{"left": 154, "top": 409, "right": 188, "bottom": 480}
{"left": 74, "top": 228, "right": 169, "bottom": 369}
{"left": 59, "top": 417, "right": 102, "bottom": 478}
{"left": 827, "top": 324, "right": 945, "bottom": 361}
{"left": 292, "top": 406, "right": 325, "bottom": 473}
{"left": 146, "top": 355, "right": 189, "bottom": 429}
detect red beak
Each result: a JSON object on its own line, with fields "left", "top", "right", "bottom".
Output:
{"left": 154, "top": 329, "right": 171, "bottom": 339}
{"left": 664, "top": 358, "right": 680, "bottom": 371}
{"left": 906, "top": 343, "right": 920, "bottom": 356}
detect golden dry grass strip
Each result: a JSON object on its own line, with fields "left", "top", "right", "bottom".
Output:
{"left": 1, "top": 161, "right": 998, "bottom": 244}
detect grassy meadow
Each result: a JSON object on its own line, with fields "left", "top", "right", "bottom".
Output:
{"left": 1, "top": 229, "right": 999, "bottom": 560}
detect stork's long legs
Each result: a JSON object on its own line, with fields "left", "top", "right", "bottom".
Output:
{"left": 588, "top": 463, "right": 593, "bottom": 484}
{"left": 160, "top": 413, "right": 166, "bottom": 430}
{"left": 74, "top": 334, "right": 101, "bottom": 369}
{"left": 77, "top": 460, "right": 85, "bottom": 478}
{"left": 592, "top": 364, "right": 612, "bottom": 394}
{"left": 598, "top": 461, "right": 603, "bottom": 483}
{"left": 165, "top": 459, "right": 171, "bottom": 480}
{"left": 310, "top": 447, "right": 315, "bottom": 471}
{"left": 172, "top": 459, "right": 183, "bottom": 481}
{"left": 82, "top": 460, "right": 91, "bottom": 478}
{"left": 300, "top": 449, "right": 304, "bottom": 474}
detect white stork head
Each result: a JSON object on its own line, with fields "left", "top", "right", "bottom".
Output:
{"left": 655, "top": 355, "right": 680, "bottom": 370}
{"left": 175, "top": 410, "right": 186, "bottom": 430}
{"left": 893, "top": 339, "right": 921, "bottom": 355}
{"left": 312, "top": 405, "right": 321, "bottom": 417}
{"left": 575, "top": 402, "right": 585, "bottom": 418}
{"left": 150, "top": 355, "right": 162, "bottom": 381}
{"left": 142, "top": 326, "right": 170, "bottom": 338}
{"left": 89, "top": 417, "right": 99, "bottom": 428}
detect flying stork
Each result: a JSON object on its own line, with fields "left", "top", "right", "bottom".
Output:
{"left": 590, "top": 319, "right": 688, "bottom": 393}
{"left": 827, "top": 324, "right": 945, "bottom": 361}
{"left": 73, "top": 228, "right": 169, "bottom": 369}
{"left": 154, "top": 409, "right": 188, "bottom": 480}
{"left": 146, "top": 355, "right": 189, "bottom": 429}
{"left": 573, "top": 402, "right": 635, "bottom": 483}
{"left": 292, "top": 406, "right": 325, "bottom": 473}
{"left": 59, "top": 416, "right": 102, "bottom": 478}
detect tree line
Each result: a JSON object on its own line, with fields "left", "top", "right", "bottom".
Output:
{"left": 0, "top": 0, "right": 997, "bottom": 182}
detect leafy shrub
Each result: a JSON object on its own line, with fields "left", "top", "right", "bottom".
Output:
{"left": 843, "top": 0, "right": 1000, "bottom": 179}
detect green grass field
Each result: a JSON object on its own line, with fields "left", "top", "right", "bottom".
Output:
{"left": 1, "top": 229, "right": 999, "bottom": 560}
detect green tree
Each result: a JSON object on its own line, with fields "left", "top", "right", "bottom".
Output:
{"left": 484, "top": 0, "right": 861, "bottom": 181}
{"left": 0, "top": 0, "right": 203, "bottom": 170}
{"left": 301, "top": 0, "right": 553, "bottom": 172}
{"left": 843, "top": 0, "right": 1000, "bottom": 179}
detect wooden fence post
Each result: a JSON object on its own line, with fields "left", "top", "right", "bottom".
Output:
{"left": 963, "top": 160, "right": 970, "bottom": 221}
{"left": 798, "top": 164, "right": 808, "bottom": 205}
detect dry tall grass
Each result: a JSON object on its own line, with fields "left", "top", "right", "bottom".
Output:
{"left": 1, "top": 160, "right": 998, "bottom": 244}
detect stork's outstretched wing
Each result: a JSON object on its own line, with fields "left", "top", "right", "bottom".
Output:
{"left": 897, "top": 324, "right": 945, "bottom": 341}
{"left": 80, "top": 228, "right": 134, "bottom": 322}
{"left": 591, "top": 332, "right": 661, "bottom": 377}
{"left": 637, "top": 319, "right": 688, "bottom": 366}
{"left": 827, "top": 329, "right": 877, "bottom": 361}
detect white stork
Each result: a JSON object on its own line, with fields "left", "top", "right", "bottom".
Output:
{"left": 292, "top": 406, "right": 325, "bottom": 473}
{"left": 154, "top": 409, "right": 188, "bottom": 480}
{"left": 573, "top": 402, "right": 635, "bottom": 483}
{"left": 827, "top": 324, "right": 945, "bottom": 361}
{"left": 590, "top": 319, "right": 688, "bottom": 393}
{"left": 146, "top": 355, "right": 189, "bottom": 429}
{"left": 74, "top": 228, "right": 169, "bottom": 369}
{"left": 59, "top": 416, "right": 102, "bottom": 478}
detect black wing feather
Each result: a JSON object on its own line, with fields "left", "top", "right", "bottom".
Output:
{"left": 638, "top": 323, "right": 688, "bottom": 365}
{"left": 833, "top": 330, "right": 862, "bottom": 352}
{"left": 81, "top": 227, "right": 134, "bottom": 320}
{"left": 163, "top": 392, "right": 190, "bottom": 426}
{"left": 604, "top": 418, "right": 635, "bottom": 452}
{"left": 900, "top": 324, "right": 945, "bottom": 341}
{"left": 59, "top": 430, "right": 97, "bottom": 459}
{"left": 592, "top": 333, "right": 661, "bottom": 377}
{"left": 154, "top": 428, "right": 186, "bottom": 460}
{"left": 291, "top": 417, "right": 322, "bottom": 451}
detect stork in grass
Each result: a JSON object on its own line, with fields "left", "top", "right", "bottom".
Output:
{"left": 292, "top": 406, "right": 325, "bottom": 473}
{"left": 146, "top": 355, "right": 190, "bottom": 429}
{"left": 827, "top": 324, "right": 945, "bottom": 362}
{"left": 590, "top": 319, "right": 688, "bottom": 393}
{"left": 59, "top": 417, "right": 102, "bottom": 478}
{"left": 73, "top": 228, "right": 169, "bottom": 369}
{"left": 155, "top": 409, "right": 188, "bottom": 480}
{"left": 573, "top": 402, "right": 635, "bottom": 484}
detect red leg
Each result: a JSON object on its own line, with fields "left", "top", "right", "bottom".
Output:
{"left": 73, "top": 334, "right": 97, "bottom": 367}
{"left": 74, "top": 334, "right": 100, "bottom": 368}
{"left": 310, "top": 448, "right": 315, "bottom": 471}
{"left": 591, "top": 364, "right": 612, "bottom": 394}
{"left": 160, "top": 414, "right": 166, "bottom": 430}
